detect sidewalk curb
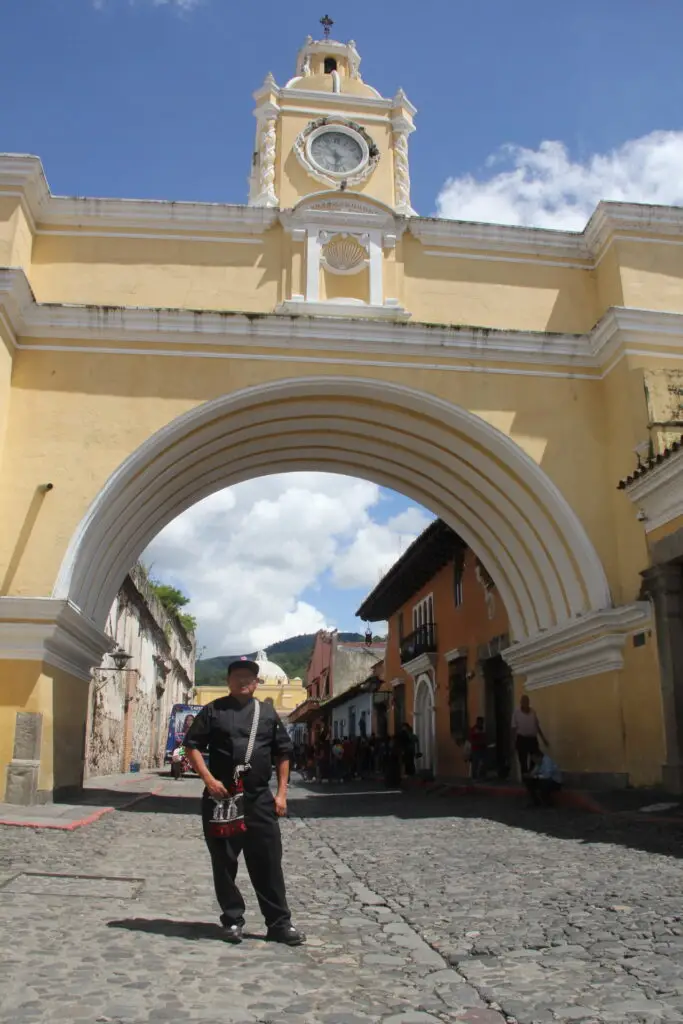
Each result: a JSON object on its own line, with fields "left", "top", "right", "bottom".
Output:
{"left": 0, "top": 783, "right": 164, "bottom": 831}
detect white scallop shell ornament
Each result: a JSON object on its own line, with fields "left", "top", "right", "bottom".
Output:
{"left": 322, "top": 233, "right": 368, "bottom": 274}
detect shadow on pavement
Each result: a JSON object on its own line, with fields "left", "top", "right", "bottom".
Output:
{"left": 107, "top": 918, "right": 266, "bottom": 942}
{"left": 76, "top": 780, "right": 683, "bottom": 862}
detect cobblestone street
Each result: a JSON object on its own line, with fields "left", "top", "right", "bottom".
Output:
{"left": 1, "top": 776, "right": 682, "bottom": 1024}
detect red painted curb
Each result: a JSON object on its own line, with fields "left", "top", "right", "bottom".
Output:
{"left": 0, "top": 783, "right": 164, "bottom": 831}
{"left": 0, "top": 806, "right": 115, "bottom": 830}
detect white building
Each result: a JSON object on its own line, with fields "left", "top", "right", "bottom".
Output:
{"left": 85, "top": 566, "right": 196, "bottom": 777}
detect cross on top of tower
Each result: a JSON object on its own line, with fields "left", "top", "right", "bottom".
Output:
{"left": 320, "top": 14, "right": 334, "bottom": 39}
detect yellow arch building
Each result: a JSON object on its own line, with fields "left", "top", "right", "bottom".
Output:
{"left": 1, "top": 32, "right": 682, "bottom": 801}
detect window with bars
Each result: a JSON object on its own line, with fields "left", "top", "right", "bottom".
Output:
{"left": 412, "top": 594, "right": 434, "bottom": 629}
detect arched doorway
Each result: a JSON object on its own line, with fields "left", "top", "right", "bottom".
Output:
{"left": 413, "top": 673, "right": 436, "bottom": 775}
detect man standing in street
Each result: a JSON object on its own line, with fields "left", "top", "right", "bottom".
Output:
{"left": 511, "top": 694, "right": 549, "bottom": 778}
{"left": 184, "top": 657, "right": 305, "bottom": 946}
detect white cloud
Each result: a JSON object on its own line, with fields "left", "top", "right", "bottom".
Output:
{"left": 436, "top": 130, "right": 683, "bottom": 231}
{"left": 93, "top": 0, "right": 203, "bottom": 11}
{"left": 142, "top": 473, "right": 431, "bottom": 657}
{"left": 332, "top": 506, "right": 431, "bottom": 590}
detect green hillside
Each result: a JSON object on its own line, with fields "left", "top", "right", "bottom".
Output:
{"left": 195, "top": 632, "right": 367, "bottom": 686}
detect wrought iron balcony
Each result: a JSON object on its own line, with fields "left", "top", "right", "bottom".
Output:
{"left": 400, "top": 623, "right": 437, "bottom": 665}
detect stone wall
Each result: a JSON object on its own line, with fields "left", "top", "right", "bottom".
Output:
{"left": 85, "top": 567, "right": 196, "bottom": 778}
{"left": 332, "top": 642, "right": 386, "bottom": 698}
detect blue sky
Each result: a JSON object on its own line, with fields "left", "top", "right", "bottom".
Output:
{"left": 4, "top": 0, "right": 683, "bottom": 655}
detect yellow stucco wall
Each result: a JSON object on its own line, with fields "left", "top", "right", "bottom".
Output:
{"left": 30, "top": 231, "right": 284, "bottom": 311}
{"left": 529, "top": 637, "right": 663, "bottom": 787}
{"left": 0, "top": 661, "right": 88, "bottom": 796}
{"left": 194, "top": 682, "right": 307, "bottom": 713}
{"left": 0, "top": 197, "right": 33, "bottom": 270}
{"left": 403, "top": 237, "right": 599, "bottom": 333}
{"left": 619, "top": 238, "right": 683, "bottom": 313}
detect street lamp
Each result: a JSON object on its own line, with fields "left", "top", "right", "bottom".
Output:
{"left": 93, "top": 646, "right": 136, "bottom": 707}
{"left": 110, "top": 645, "right": 132, "bottom": 671}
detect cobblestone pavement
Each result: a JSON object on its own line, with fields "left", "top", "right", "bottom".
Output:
{"left": 0, "top": 776, "right": 682, "bottom": 1024}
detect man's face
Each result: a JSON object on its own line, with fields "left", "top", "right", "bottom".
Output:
{"left": 228, "top": 667, "right": 259, "bottom": 699}
{"left": 520, "top": 695, "right": 530, "bottom": 712}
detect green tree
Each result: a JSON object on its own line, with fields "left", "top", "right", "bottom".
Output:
{"left": 148, "top": 580, "right": 197, "bottom": 634}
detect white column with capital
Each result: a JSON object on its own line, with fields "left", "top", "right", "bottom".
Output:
{"left": 252, "top": 100, "right": 279, "bottom": 209}
{"left": 368, "top": 231, "right": 383, "bottom": 307}
{"left": 305, "top": 230, "right": 322, "bottom": 302}
{"left": 392, "top": 112, "right": 416, "bottom": 217}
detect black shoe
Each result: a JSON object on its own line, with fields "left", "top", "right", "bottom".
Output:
{"left": 222, "top": 924, "right": 244, "bottom": 944}
{"left": 266, "top": 924, "right": 306, "bottom": 946}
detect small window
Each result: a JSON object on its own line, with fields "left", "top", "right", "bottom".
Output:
{"left": 454, "top": 548, "right": 465, "bottom": 608}
{"left": 324, "top": 57, "right": 338, "bottom": 74}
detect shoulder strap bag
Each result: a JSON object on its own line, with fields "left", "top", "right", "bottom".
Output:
{"left": 209, "top": 700, "right": 261, "bottom": 839}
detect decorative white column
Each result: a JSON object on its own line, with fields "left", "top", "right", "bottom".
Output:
{"left": 392, "top": 112, "right": 416, "bottom": 217}
{"left": 368, "top": 232, "right": 383, "bottom": 307}
{"left": 252, "top": 102, "right": 279, "bottom": 209}
{"left": 305, "top": 230, "right": 322, "bottom": 301}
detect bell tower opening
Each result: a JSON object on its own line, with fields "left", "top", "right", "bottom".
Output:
{"left": 324, "top": 56, "right": 338, "bottom": 74}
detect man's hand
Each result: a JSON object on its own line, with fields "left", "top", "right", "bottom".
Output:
{"left": 205, "top": 776, "right": 229, "bottom": 801}
{"left": 274, "top": 792, "right": 287, "bottom": 817}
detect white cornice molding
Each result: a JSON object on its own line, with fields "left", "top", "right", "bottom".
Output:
{"left": 2, "top": 155, "right": 683, "bottom": 260}
{"left": 443, "top": 647, "right": 468, "bottom": 663}
{"left": 2, "top": 268, "right": 683, "bottom": 371}
{"left": 502, "top": 603, "right": 651, "bottom": 689}
{"left": 409, "top": 216, "right": 591, "bottom": 261}
{"left": 410, "top": 200, "right": 683, "bottom": 266}
{"left": 0, "top": 155, "right": 277, "bottom": 238}
{"left": 275, "top": 299, "right": 411, "bottom": 321}
{"left": 620, "top": 447, "right": 683, "bottom": 533}
{"left": 0, "top": 597, "right": 111, "bottom": 680}
{"left": 278, "top": 87, "right": 392, "bottom": 112}
{"left": 513, "top": 635, "right": 627, "bottom": 690}
{"left": 402, "top": 652, "right": 437, "bottom": 677}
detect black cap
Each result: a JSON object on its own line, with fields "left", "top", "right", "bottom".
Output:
{"left": 227, "top": 657, "right": 260, "bottom": 677}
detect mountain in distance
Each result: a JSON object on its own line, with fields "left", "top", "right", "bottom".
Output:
{"left": 195, "top": 631, "right": 372, "bottom": 686}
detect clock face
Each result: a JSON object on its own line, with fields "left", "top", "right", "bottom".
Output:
{"left": 309, "top": 130, "right": 364, "bottom": 175}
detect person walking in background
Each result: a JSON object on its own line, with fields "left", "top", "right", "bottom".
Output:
{"left": 468, "top": 716, "right": 488, "bottom": 780}
{"left": 398, "top": 722, "right": 419, "bottom": 776}
{"left": 511, "top": 694, "right": 548, "bottom": 777}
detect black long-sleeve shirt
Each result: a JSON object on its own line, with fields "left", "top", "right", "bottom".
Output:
{"left": 184, "top": 696, "right": 292, "bottom": 799}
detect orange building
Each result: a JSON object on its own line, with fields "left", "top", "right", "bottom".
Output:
{"left": 357, "top": 519, "right": 511, "bottom": 779}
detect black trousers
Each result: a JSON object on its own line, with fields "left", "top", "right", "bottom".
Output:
{"left": 525, "top": 776, "right": 561, "bottom": 806}
{"left": 516, "top": 735, "right": 540, "bottom": 776}
{"left": 201, "top": 793, "right": 291, "bottom": 931}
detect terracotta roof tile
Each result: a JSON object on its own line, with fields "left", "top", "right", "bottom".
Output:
{"left": 617, "top": 436, "right": 683, "bottom": 489}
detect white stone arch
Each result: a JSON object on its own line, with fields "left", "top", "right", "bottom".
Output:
{"left": 413, "top": 673, "right": 436, "bottom": 775}
{"left": 54, "top": 376, "right": 612, "bottom": 638}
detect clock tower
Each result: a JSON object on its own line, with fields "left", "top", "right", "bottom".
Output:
{"left": 248, "top": 27, "right": 416, "bottom": 318}
{"left": 249, "top": 31, "right": 416, "bottom": 213}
